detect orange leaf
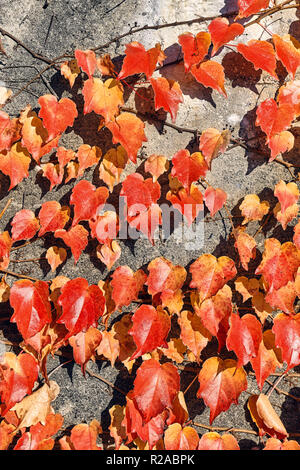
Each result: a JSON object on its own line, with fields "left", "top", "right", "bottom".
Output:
{"left": 272, "top": 312, "right": 300, "bottom": 371}
{"left": 178, "top": 310, "right": 212, "bottom": 362}
{"left": 60, "top": 420, "right": 102, "bottom": 450}
{"left": 144, "top": 154, "right": 169, "bottom": 182}
{"left": 256, "top": 98, "right": 294, "bottom": 139}
{"left": 110, "top": 265, "right": 147, "bottom": 310}
{"left": 99, "top": 145, "right": 128, "bottom": 191}
{"left": 0, "top": 142, "right": 31, "bottom": 190}
{"left": 96, "top": 240, "right": 121, "bottom": 271}
{"left": 46, "top": 246, "right": 67, "bottom": 272}
{"left": 82, "top": 78, "right": 124, "bottom": 123}
{"left": 198, "top": 432, "right": 239, "bottom": 450}
{"left": 178, "top": 32, "right": 211, "bottom": 72}
{"left": 69, "top": 327, "right": 102, "bottom": 374}
{"left": 264, "top": 438, "right": 300, "bottom": 450}
{"left": 239, "top": 194, "right": 269, "bottom": 224}
{"left": 164, "top": 423, "right": 199, "bottom": 450}
{"left": 0, "top": 352, "right": 39, "bottom": 413}
{"left": 60, "top": 59, "right": 80, "bottom": 88}
{"left": 277, "top": 80, "right": 300, "bottom": 118}
{"left": 190, "top": 60, "right": 227, "bottom": 96}
{"left": 106, "top": 112, "right": 147, "bottom": 163}
{"left": 248, "top": 394, "right": 288, "bottom": 439}
{"left": 146, "top": 257, "right": 186, "bottom": 297}
{"left": 268, "top": 130, "right": 294, "bottom": 161}
{"left": 234, "top": 229, "right": 256, "bottom": 270}
{"left": 166, "top": 183, "right": 204, "bottom": 226}
{"left": 255, "top": 239, "right": 300, "bottom": 292}
{"left": 192, "top": 284, "right": 232, "bottom": 337}
{"left": 199, "top": 128, "right": 230, "bottom": 168}
{"left": 70, "top": 179, "right": 109, "bottom": 226}
{"left": 274, "top": 180, "right": 299, "bottom": 214}
{"left": 76, "top": 144, "right": 102, "bottom": 178}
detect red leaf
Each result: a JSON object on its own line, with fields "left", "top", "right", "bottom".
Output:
{"left": 10, "top": 280, "right": 52, "bottom": 340}
{"left": 256, "top": 98, "right": 294, "bottom": 139}
{"left": 121, "top": 173, "right": 161, "bottom": 215}
{"left": 204, "top": 186, "right": 227, "bottom": 217}
{"left": 0, "top": 352, "right": 39, "bottom": 413}
{"left": 146, "top": 257, "right": 186, "bottom": 297}
{"left": 234, "top": 230, "right": 256, "bottom": 270}
{"left": 38, "top": 95, "right": 78, "bottom": 141}
{"left": 273, "top": 34, "right": 300, "bottom": 79}
{"left": 237, "top": 40, "right": 277, "bottom": 79}
{"left": 70, "top": 180, "right": 109, "bottom": 226}
{"left": 118, "top": 42, "right": 165, "bottom": 80}
{"left": 69, "top": 327, "right": 102, "bottom": 374}
{"left": 237, "top": 0, "right": 270, "bottom": 19}
{"left": 274, "top": 180, "right": 299, "bottom": 214}
{"left": 171, "top": 149, "right": 208, "bottom": 190}
{"left": 57, "top": 278, "right": 105, "bottom": 335}
{"left": 190, "top": 60, "right": 227, "bottom": 96}
{"left": 166, "top": 184, "right": 204, "bottom": 226}
{"left": 250, "top": 330, "right": 282, "bottom": 390}
{"left": 110, "top": 265, "right": 147, "bottom": 310}
{"left": 178, "top": 32, "right": 211, "bottom": 72}
{"left": 11, "top": 209, "right": 40, "bottom": 242}
{"left": 75, "top": 49, "right": 97, "bottom": 78}
{"left": 226, "top": 313, "right": 262, "bottom": 367}
{"left": 89, "top": 211, "right": 119, "bottom": 245}
{"left": 189, "top": 253, "right": 237, "bottom": 301}
{"left": 255, "top": 238, "right": 300, "bottom": 293}
{"left": 38, "top": 201, "right": 70, "bottom": 237}
{"left": 150, "top": 77, "right": 183, "bottom": 123}
{"left": 208, "top": 18, "right": 244, "bottom": 56}
{"left": 197, "top": 357, "right": 247, "bottom": 423}
{"left": 0, "top": 231, "right": 11, "bottom": 269}
{"left": 132, "top": 359, "right": 180, "bottom": 422}
{"left": 129, "top": 305, "right": 171, "bottom": 359}
{"left": 54, "top": 224, "right": 89, "bottom": 264}
{"left": 0, "top": 111, "right": 20, "bottom": 152}
{"left": 272, "top": 313, "right": 300, "bottom": 371}
{"left": 106, "top": 112, "right": 147, "bottom": 163}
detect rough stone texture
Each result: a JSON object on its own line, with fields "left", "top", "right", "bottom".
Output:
{"left": 0, "top": 0, "right": 299, "bottom": 449}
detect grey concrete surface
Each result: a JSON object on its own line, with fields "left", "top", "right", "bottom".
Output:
{"left": 0, "top": 0, "right": 299, "bottom": 449}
